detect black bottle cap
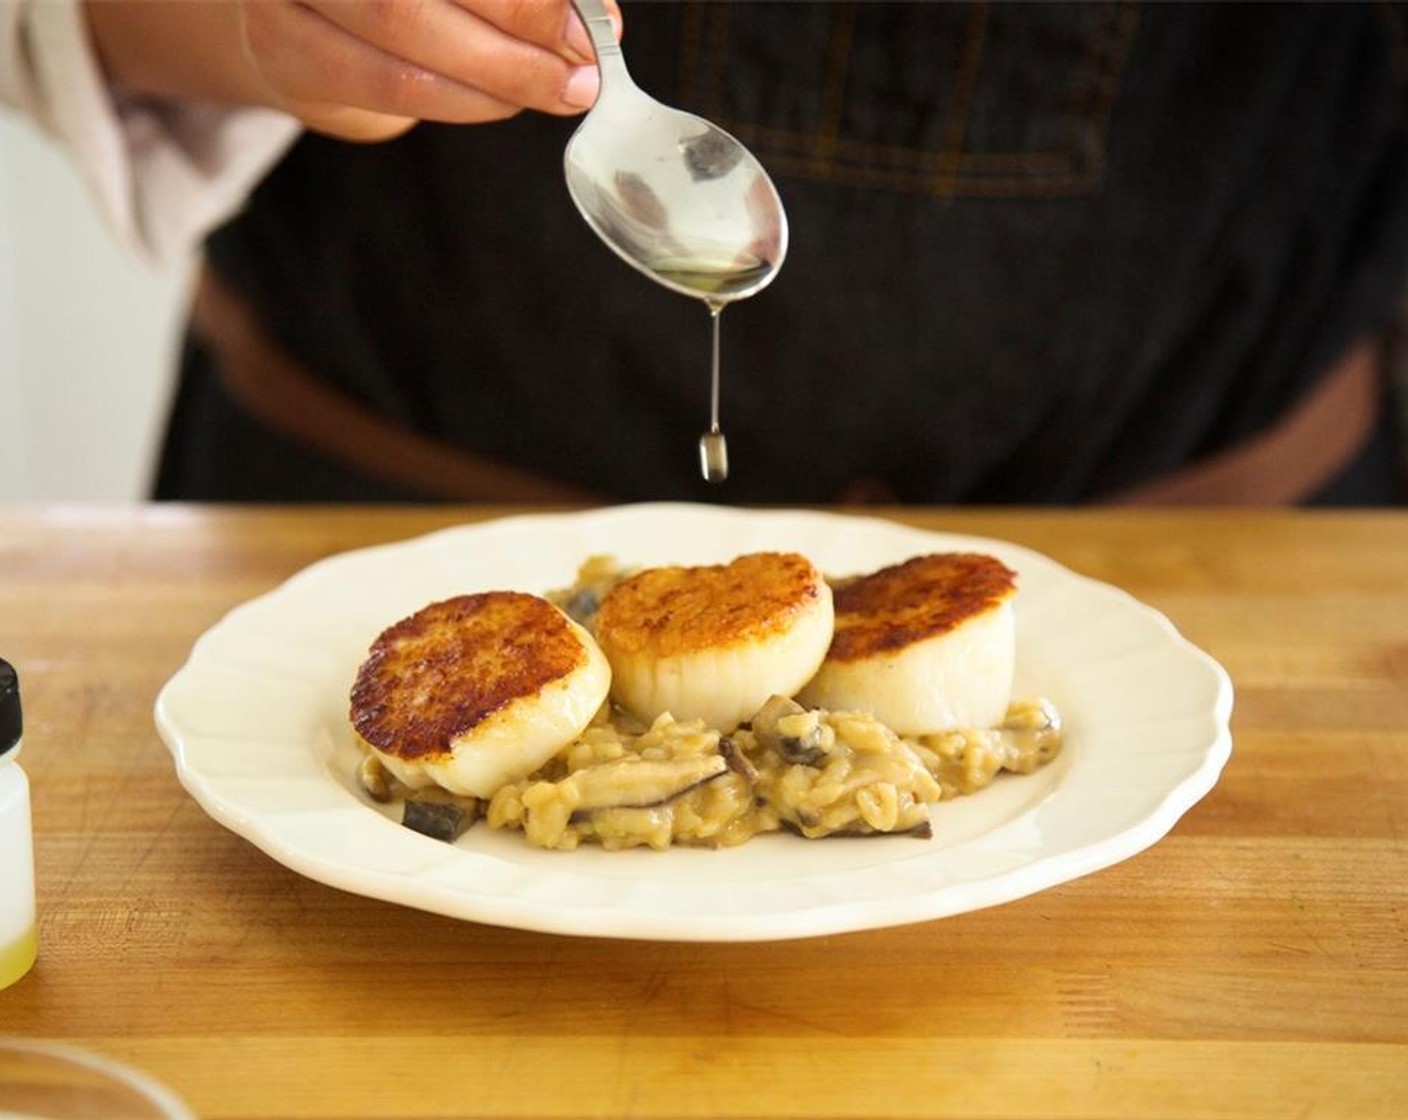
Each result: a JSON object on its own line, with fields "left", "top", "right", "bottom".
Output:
{"left": 1, "top": 659, "right": 21, "bottom": 759}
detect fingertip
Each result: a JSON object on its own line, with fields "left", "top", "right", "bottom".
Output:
{"left": 564, "top": 12, "right": 593, "bottom": 63}
{"left": 561, "top": 63, "right": 600, "bottom": 109}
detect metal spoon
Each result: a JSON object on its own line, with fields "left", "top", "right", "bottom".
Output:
{"left": 563, "top": 0, "right": 788, "bottom": 482}
{"left": 563, "top": 0, "right": 789, "bottom": 302}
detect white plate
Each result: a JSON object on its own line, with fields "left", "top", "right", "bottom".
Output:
{"left": 155, "top": 503, "right": 1233, "bottom": 942}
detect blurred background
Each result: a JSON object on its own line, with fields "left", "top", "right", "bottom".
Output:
{"left": 0, "top": 112, "right": 191, "bottom": 502}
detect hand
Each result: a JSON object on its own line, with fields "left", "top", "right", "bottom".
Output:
{"left": 240, "top": 0, "right": 622, "bottom": 140}
{"left": 85, "top": 0, "right": 622, "bottom": 142}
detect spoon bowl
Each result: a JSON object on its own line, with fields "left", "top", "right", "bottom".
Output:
{"left": 564, "top": 0, "right": 788, "bottom": 303}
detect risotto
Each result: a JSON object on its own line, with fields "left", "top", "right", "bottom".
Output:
{"left": 355, "top": 556, "right": 1062, "bottom": 851}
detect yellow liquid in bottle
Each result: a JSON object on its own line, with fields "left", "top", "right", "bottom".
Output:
{"left": 0, "top": 925, "right": 37, "bottom": 989}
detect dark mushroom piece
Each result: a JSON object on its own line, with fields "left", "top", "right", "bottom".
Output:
{"left": 560, "top": 588, "right": 600, "bottom": 626}
{"left": 402, "top": 797, "right": 481, "bottom": 842}
{"left": 750, "top": 695, "right": 833, "bottom": 767}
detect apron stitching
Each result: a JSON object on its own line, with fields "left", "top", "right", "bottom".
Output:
{"left": 758, "top": 156, "right": 1100, "bottom": 196}
{"left": 814, "top": 0, "right": 858, "bottom": 175}
{"left": 688, "top": 1, "right": 1140, "bottom": 197}
{"left": 724, "top": 120, "right": 1080, "bottom": 172}
{"left": 1067, "top": 1, "right": 1141, "bottom": 185}
{"left": 934, "top": 0, "right": 991, "bottom": 196}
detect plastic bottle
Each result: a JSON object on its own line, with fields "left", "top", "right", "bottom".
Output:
{"left": 0, "top": 657, "right": 36, "bottom": 989}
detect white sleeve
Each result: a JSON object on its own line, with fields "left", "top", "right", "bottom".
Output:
{"left": 0, "top": 0, "right": 301, "bottom": 266}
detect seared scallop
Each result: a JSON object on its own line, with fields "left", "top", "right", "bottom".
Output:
{"left": 350, "top": 591, "right": 611, "bottom": 797}
{"left": 796, "top": 553, "right": 1017, "bottom": 735}
{"left": 594, "top": 552, "right": 834, "bottom": 730}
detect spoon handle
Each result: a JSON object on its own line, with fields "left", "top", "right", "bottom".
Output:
{"left": 570, "top": 0, "right": 622, "bottom": 61}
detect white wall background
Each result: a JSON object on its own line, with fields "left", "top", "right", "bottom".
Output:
{"left": 0, "top": 110, "right": 192, "bottom": 502}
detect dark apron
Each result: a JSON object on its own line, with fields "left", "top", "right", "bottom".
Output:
{"left": 155, "top": 1, "right": 1408, "bottom": 504}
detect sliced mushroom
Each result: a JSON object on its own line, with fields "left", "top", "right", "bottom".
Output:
{"left": 750, "top": 695, "right": 833, "bottom": 766}
{"left": 566, "top": 754, "right": 729, "bottom": 813}
{"left": 718, "top": 735, "right": 759, "bottom": 782}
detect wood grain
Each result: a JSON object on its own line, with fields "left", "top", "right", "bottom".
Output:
{"left": 1, "top": 505, "right": 1405, "bottom": 1119}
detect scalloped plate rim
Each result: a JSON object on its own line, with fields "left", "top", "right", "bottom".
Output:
{"left": 154, "top": 502, "right": 1233, "bottom": 941}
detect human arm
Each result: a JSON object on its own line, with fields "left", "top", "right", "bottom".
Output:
{"left": 0, "top": 1, "right": 618, "bottom": 263}
{"left": 83, "top": 0, "right": 618, "bottom": 142}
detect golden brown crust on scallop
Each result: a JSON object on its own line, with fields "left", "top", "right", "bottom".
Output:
{"left": 350, "top": 592, "right": 587, "bottom": 761}
{"left": 595, "top": 552, "right": 826, "bottom": 658}
{"left": 826, "top": 553, "right": 1017, "bottom": 662}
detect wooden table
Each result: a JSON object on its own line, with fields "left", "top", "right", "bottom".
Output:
{"left": 0, "top": 505, "right": 1405, "bottom": 1119}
